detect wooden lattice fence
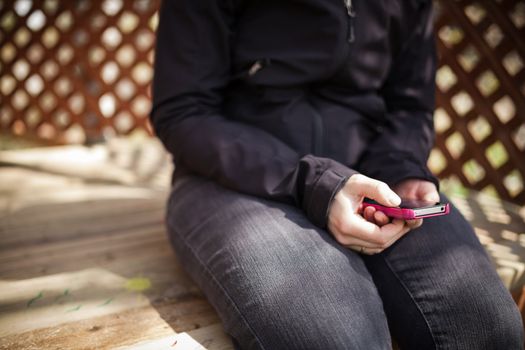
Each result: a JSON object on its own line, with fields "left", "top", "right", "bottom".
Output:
{"left": 432, "top": 0, "right": 525, "bottom": 204}
{"left": 0, "top": 0, "right": 524, "bottom": 204}
{"left": 0, "top": 0, "right": 160, "bottom": 142}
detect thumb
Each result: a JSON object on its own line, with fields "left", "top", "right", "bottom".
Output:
{"left": 348, "top": 174, "right": 401, "bottom": 207}
{"left": 422, "top": 191, "right": 440, "bottom": 203}
{"left": 419, "top": 182, "right": 440, "bottom": 203}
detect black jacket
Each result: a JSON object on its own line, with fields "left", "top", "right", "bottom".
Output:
{"left": 150, "top": 0, "right": 438, "bottom": 228}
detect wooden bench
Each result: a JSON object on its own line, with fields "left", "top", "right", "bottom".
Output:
{"left": 0, "top": 139, "right": 523, "bottom": 349}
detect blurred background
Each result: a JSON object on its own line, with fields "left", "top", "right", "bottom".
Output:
{"left": 0, "top": 0, "right": 523, "bottom": 203}
{"left": 0, "top": 0, "right": 524, "bottom": 349}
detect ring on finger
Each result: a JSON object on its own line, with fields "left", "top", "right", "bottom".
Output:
{"left": 362, "top": 246, "right": 382, "bottom": 255}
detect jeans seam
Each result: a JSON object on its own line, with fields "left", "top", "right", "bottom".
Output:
{"left": 381, "top": 255, "right": 439, "bottom": 349}
{"left": 167, "top": 220, "right": 267, "bottom": 350}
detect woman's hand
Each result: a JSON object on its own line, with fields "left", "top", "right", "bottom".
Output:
{"left": 388, "top": 178, "right": 440, "bottom": 230}
{"left": 393, "top": 178, "right": 439, "bottom": 203}
{"left": 327, "top": 174, "right": 412, "bottom": 255}
{"left": 362, "top": 178, "right": 439, "bottom": 230}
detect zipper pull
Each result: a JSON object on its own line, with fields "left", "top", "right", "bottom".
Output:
{"left": 343, "top": 0, "right": 356, "bottom": 43}
{"left": 344, "top": 0, "right": 356, "bottom": 17}
{"left": 248, "top": 58, "right": 271, "bottom": 77}
{"left": 248, "top": 60, "right": 263, "bottom": 76}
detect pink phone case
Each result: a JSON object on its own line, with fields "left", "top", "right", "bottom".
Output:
{"left": 362, "top": 202, "right": 450, "bottom": 220}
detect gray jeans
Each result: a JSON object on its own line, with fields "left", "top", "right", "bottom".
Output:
{"left": 166, "top": 175, "right": 523, "bottom": 349}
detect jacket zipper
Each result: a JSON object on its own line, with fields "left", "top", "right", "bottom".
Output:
{"left": 309, "top": 93, "right": 324, "bottom": 156}
{"left": 311, "top": 106, "right": 324, "bottom": 156}
{"left": 311, "top": 2, "right": 356, "bottom": 155}
{"left": 343, "top": 0, "right": 356, "bottom": 43}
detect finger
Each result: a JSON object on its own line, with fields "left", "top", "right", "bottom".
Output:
{"left": 346, "top": 214, "right": 382, "bottom": 238}
{"left": 381, "top": 223, "right": 412, "bottom": 249}
{"left": 347, "top": 245, "right": 384, "bottom": 255}
{"left": 406, "top": 218, "right": 423, "bottom": 229}
{"left": 346, "top": 215, "right": 406, "bottom": 246}
{"left": 363, "top": 206, "right": 376, "bottom": 224}
{"left": 422, "top": 191, "right": 440, "bottom": 203}
{"left": 373, "top": 210, "right": 390, "bottom": 226}
{"left": 419, "top": 183, "right": 440, "bottom": 203}
{"left": 349, "top": 174, "right": 401, "bottom": 207}
{"left": 332, "top": 216, "right": 409, "bottom": 250}
{"left": 329, "top": 224, "right": 386, "bottom": 249}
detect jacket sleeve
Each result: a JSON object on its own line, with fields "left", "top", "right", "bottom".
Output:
{"left": 357, "top": 1, "right": 439, "bottom": 189}
{"left": 150, "top": 0, "right": 356, "bottom": 228}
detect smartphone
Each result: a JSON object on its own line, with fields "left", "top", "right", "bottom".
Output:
{"left": 362, "top": 198, "right": 450, "bottom": 220}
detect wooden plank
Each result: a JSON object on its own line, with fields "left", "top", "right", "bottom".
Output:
{"left": 0, "top": 272, "right": 224, "bottom": 349}
{"left": 0, "top": 268, "right": 151, "bottom": 336}
{"left": 0, "top": 198, "right": 165, "bottom": 225}
{"left": 0, "top": 152, "right": 230, "bottom": 349}
{"left": 0, "top": 187, "right": 166, "bottom": 222}
{"left": 0, "top": 204, "right": 166, "bottom": 250}
{"left": 0, "top": 248, "right": 195, "bottom": 293}
{"left": 0, "top": 168, "right": 167, "bottom": 222}
{"left": 0, "top": 140, "right": 172, "bottom": 189}
{"left": 116, "top": 324, "right": 234, "bottom": 350}
{"left": 0, "top": 224, "right": 167, "bottom": 264}
{"left": 0, "top": 233, "right": 183, "bottom": 283}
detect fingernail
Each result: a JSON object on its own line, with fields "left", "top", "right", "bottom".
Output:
{"left": 425, "top": 195, "right": 439, "bottom": 202}
{"left": 389, "top": 193, "right": 401, "bottom": 206}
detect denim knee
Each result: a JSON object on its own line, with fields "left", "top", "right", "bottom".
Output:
{"left": 236, "top": 290, "right": 392, "bottom": 350}
{"left": 478, "top": 298, "right": 524, "bottom": 350}
{"left": 444, "top": 283, "right": 524, "bottom": 349}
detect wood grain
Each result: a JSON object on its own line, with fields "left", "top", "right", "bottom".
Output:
{"left": 0, "top": 166, "right": 232, "bottom": 349}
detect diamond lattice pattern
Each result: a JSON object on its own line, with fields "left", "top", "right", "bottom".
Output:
{"left": 1, "top": 0, "right": 524, "bottom": 204}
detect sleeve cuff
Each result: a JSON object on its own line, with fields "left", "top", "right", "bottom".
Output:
{"left": 301, "top": 158, "right": 357, "bottom": 228}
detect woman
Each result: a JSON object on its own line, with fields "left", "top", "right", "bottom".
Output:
{"left": 150, "top": 0, "right": 523, "bottom": 348}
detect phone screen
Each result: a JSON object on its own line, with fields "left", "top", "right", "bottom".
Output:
{"left": 399, "top": 199, "right": 440, "bottom": 209}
